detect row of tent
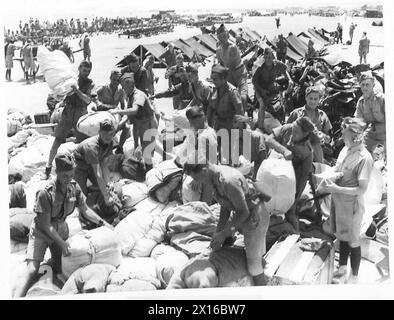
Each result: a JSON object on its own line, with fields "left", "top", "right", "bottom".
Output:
{"left": 253, "top": 28, "right": 331, "bottom": 63}
{"left": 116, "top": 26, "right": 334, "bottom": 68}
{"left": 116, "top": 26, "right": 263, "bottom": 68}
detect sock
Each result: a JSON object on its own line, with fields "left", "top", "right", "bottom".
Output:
{"left": 339, "top": 241, "right": 350, "bottom": 266}
{"left": 350, "top": 246, "right": 361, "bottom": 276}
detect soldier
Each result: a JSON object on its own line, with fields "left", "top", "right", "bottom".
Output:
{"left": 13, "top": 153, "right": 113, "bottom": 297}
{"left": 183, "top": 161, "right": 271, "bottom": 286}
{"left": 354, "top": 71, "right": 385, "bottom": 154}
{"left": 216, "top": 24, "right": 249, "bottom": 110}
{"left": 206, "top": 64, "right": 244, "bottom": 165}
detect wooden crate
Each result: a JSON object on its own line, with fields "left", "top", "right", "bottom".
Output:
{"left": 264, "top": 234, "right": 335, "bottom": 285}
{"left": 34, "top": 111, "right": 51, "bottom": 124}
{"left": 30, "top": 123, "right": 57, "bottom": 135}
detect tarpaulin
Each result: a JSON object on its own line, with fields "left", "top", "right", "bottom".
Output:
{"left": 266, "top": 38, "right": 303, "bottom": 62}
{"left": 286, "top": 35, "right": 308, "bottom": 57}
{"left": 180, "top": 37, "right": 215, "bottom": 57}
{"left": 173, "top": 39, "right": 196, "bottom": 60}
{"left": 308, "top": 28, "right": 330, "bottom": 44}
{"left": 194, "top": 34, "right": 218, "bottom": 52}
{"left": 116, "top": 43, "right": 166, "bottom": 67}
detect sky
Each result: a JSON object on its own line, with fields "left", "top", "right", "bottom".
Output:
{"left": 1, "top": 0, "right": 384, "bottom": 16}
{"left": 0, "top": 0, "right": 385, "bottom": 29}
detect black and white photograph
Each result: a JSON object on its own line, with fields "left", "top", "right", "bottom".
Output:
{"left": 0, "top": 0, "right": 392, "bottom": 300}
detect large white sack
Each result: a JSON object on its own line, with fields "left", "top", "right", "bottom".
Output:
{"left": 166, "top": 201, "right": 220, "bottom": 237}
{"left": 76, "top": 111, "right": 118, "bottom": 137}
{"left": 255, "top": 157, "right": 296, "bottom": 215}
{"left": 114, "top": 198, "right": 169, "bottom": 257}
{"left": 7, "top": 119, "right": 23, "bottom": 137}
{"left": 25, "top": 173, "right": 53, "bottom": 210}
{"left": 182, "top": 175, "right": 202, "bottom": 204}
{"left": 121, "top": 182, "right": 149, "bottom": 208}
{"left": 8, "top": 135, "right": 55, "bottom": 182}
{"left": 62, "top": 227, "right": 122, "bottom": 279}
{"left": 8, "top": 129, "right": 39, "bottom": 153}
{"left": 108, "top": 257, "right": 160, "bottom": 289}
{"left": 155, "top": 250, "right": 190, "bottom": 287}
{"left": 37, "top": 46, "right": 77, "bottom": 97}
{"left": 66, "top": 215, "right": 83, "bottom": 238}
{"left": 234, "top": 155, "right": 253, "bottom": 176}
{"left": 364, "top": 166, "right": 384, "bottom": 206}
{"left": 123, "top": 137, "right": 135, "bottom": 159}
{"left": 57, "top": 141, "right": 78, "bottom": 155}
{"left": 150, "top": 243, "right": 179, "bottom": 259}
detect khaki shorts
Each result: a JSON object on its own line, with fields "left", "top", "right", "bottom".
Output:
{"left": 54, "top": 105, "right": 88, "bottom": 142}
{"left": 26, "top": 222, "right": 69, "bottom": 263}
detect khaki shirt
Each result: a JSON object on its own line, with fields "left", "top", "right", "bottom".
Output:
{"left": 74, "top": 135, "right": 114, "bottom": 171}
{"left": 209, "top": 82, "right": 243, "bottom": 123}
{"left": 287, "top": 106, "right": 332, "bottom": 134}
{"left": 210, "top": 165, "right": 250, "bottom": 214}
{"left": 126, "top": 88, "right": 155, "bottom": 121}
{"left": 354, "top": 92, "right": 385, "bottom": 125}
{"left": 216, "top": 43, "right": 243, "bottom": 71}
{"left": 252, "top": 60, "right": 287, "bottom": 93}
{"left": 189, "top": 80, "right": 213, "bottom": 109}
{"left": 335, "top": 144, "right": 373, "bottom": 188}
{"left": 32, "top": 179, "right": 86, "bottom": 242}
{"left": 96, "top": 84, "right": 125, "bottom": 107}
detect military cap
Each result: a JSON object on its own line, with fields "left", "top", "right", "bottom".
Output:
{"left": 359, "top": 70, "right": 374, "bottom": 83}
{"left": 341, "top": 117, "right": 366, "bottom": 134}
{"left": 216, "top": 24, "right": 228, "bottom": 35}
{"left": 211, "top": 64, "right": 229, "bottom": 77}
{"left": 55, "top": 153, "right": 76, "bottom": 171}
{"left": 263, "top": 47, "right": 274, "bottom": 56}
{"left": 305, "top": 86, "right": 322, "bottom": 97}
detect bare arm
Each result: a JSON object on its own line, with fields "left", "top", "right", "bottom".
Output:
{"left": 218, "top": 183, "right": 251, "bottom": 237}
{"left": 265, "top": 133, "right": 292, "bottom": 156}
{"left": 78, "top": 198, "right": 113, "bottom": 229}
{"left": 36, "top": 212, "right": 68, "bottom": 248}
{"left": 110, "top": 99, "right": 139, "bottom": 117}
{"left": 322, "top": 179, "right": 369, "bottom": 197}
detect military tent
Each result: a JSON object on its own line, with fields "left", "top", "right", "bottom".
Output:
{"left": 194, "top": 34, "right": 218, "bottom": 52}
{"left": 266, "top": 38, "right": 303, "bottom": 62}
{"left": 286, "top": 35, "right": 308, "bottom": 57}
{"left": 180, "top": 37, "right": 215, "bottom": 57}
{"left": 116, "top": 43, "right": 167, "bottom": 68}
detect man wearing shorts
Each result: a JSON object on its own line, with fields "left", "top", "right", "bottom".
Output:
{"left": 183, "top": 161, "right": 271, "bottom": 286}
{"left": 43, "top": 61, "right": 95, "bottom": 180}
{"left": 13, "top": 153, "right": 112, "bottom": 297}
{"left": 21, "top": 39, "right": 36, "bottom": 83}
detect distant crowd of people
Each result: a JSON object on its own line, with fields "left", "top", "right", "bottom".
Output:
{"left": 3, "top": 15, "right": 175, "bottom": 43}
